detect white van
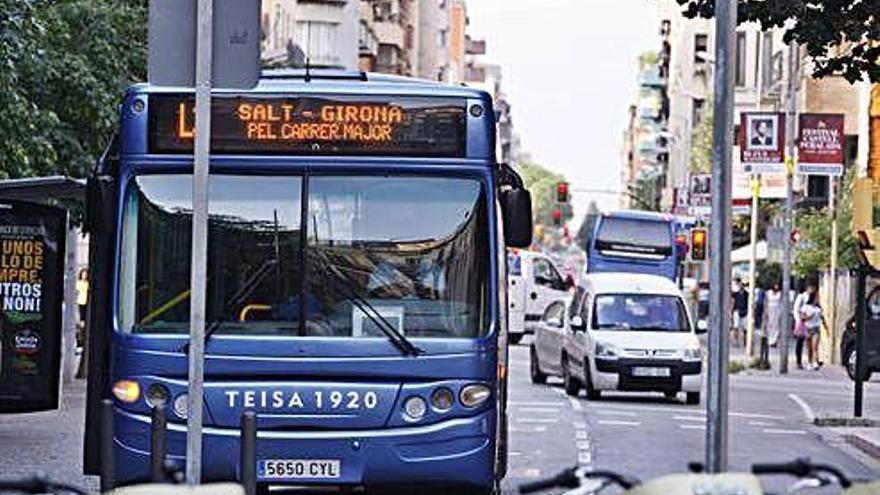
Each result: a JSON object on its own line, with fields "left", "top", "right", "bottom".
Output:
{"left": 507, "top": 250, "right": 572, "bottom": 345}
{"left": 531, "top": 272, "right": 703, "bottom": 404}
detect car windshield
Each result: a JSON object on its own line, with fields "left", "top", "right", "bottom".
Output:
{"left": 118, "top": 174, "right": 489, "bottom": 339}
{"left": 595, "top": 217, "right": 672, "bottom": 257}
{"left": 592, "top": 293, "right": 690, "bottom": 332}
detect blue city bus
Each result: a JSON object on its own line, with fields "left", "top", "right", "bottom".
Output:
{"left": 585, "top": 210, "right": 677, "bottom": 281}
{"left": 83, "top": 70, "right": 532, "bottom": 494}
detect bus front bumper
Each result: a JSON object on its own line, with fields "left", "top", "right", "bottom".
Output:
{"left": 113, "top": 407, "right": 496, "bottom": 489}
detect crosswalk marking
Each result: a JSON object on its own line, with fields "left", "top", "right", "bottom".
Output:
{"left": 763, "top": 428, "right": 807, "bottom": 435}
{"left": 517, "top": 407, "right": 561, "bottom": 414}
{"left": 597, "top": 420, "right": 641, "bottom": 426}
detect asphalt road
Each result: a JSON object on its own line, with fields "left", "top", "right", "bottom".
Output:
{"left": 502, "top": 337, "right": 880, "bottom": 494}
{"left": 2, "top": 345, "right": 880, "bottom": 495}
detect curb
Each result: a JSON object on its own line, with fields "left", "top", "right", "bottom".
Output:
{"left": 844, "top": 433, "right": 880, "bottom": 461}
{"left": 813, "top": 417, "right": 880, "bottom": 427}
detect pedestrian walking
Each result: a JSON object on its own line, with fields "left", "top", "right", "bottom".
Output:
{"left": 765, "top": 283, "right": 783, "bottom": 347}
{"left": 801, "top": 290, "right": 824, "bottom": 370}
{"left": 732, "top": 278, "right": 748, "bottom": 347}
{"left": 76, "top": 268, "right": 89, "bottom": 349}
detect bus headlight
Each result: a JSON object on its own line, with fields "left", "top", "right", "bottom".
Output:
{"left": 403, "top": 396, "right": 427, "bottom": 421}
{"left": 145, "top": 383, "right": 170, "bottom": 408}
{"left": 173, "top": 393, "right": 188, "bottom": 419}
{"left": 112, "top": 380, "right": 141, "bottom": 404}
{"left": 460, "top": 384, "right": 491, "bottom": 408}
{"left": 430, "top": 387, "right": 455, "bottom": 412}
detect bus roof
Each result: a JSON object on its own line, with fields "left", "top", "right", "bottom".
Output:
{"left": 600, "top": 210, "right": 674, "bottom": 222}
{"left": 126, "top": 69, "right": 493, "bottom": 101}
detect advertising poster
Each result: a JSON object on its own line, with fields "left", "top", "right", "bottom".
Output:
{"left": 798, "top": 113, "right": 845, "bottom": 176}
{"left": 0, "top": 200, "right": 66, "bottom": 413}
{"left": 740, "top": 112, "right": 786, "bottom": 173}
{"left": 688, "top": 173, "right": 711, "bottom": 217}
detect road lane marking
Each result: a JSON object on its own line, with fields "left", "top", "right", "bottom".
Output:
{"left": 763, "top": 428, "right": 807, "bottom": 435}
{"left": 523, "top": 468, "right": 542, "bottom": 478}
{"left": 595, "top": 410, "right": 637, "bottom": 417}
{"left": 748, "top": 420, "right": 775, "bottom": 427}
{"left": 597, "top": 420, "right": 641, "bottom": 426}
{"left": 576, "top": 430, "right": 588, "bottom": 439}
{"left": 517, "top": 407, "right": 562, "bottom": 414}
{"left": 674, "top": 416, "right": 706, "bottom": 422}
{"left": 518, "top": 418, "right": 559, "bottom": 424}
{"left": 509, "top": 425, "right": 548, "bottom": 433}
{"left": 509, "top": 452, "right": 523, "bottom": 457}
{"left": 568, "top": 397, "right": 583, "bottom": 411}
{"left": 573, "top": 421, "right": 587, "bottom": 429}
{"left": 680, "top": 424, "right": 706, "bottom": 430}
{"left": 787, "top": 393, "right": 816, "bottom": 423}
{"left": 591, "top": 404, "right": 784, "bottom": 420}
{"left": 510, "top": 401, "right": 564, "bottom": 407}
{"left": 578, "top": 451, "right": 593, "bottom": 464}
{"left": 729, "top": 412, "right": 785, "bottom": 420}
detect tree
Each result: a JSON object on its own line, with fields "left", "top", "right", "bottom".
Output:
{"left": 690, "top": 101, "right": 713, "bottom": 174}
{"left": 673, "top": 0, "right": 880, "bottom": 83}
{"left": 793, "top": 168, "right": 859, "bottom": 277}
{"left": 516, "top": 162, "right": 573, "bottom": 228}
{"left": 0, "top": 0, "right": 146, "bottom": 180}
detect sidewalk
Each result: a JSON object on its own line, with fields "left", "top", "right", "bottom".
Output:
{"left": 0, "top": 379, "right": 98, "bottom": 491}
{"left": 729, "top": 343, "right": 849, "bottom": 382}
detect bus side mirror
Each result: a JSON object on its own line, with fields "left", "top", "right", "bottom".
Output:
{"left": 502, "top": 189, "right": 533, "bottom": 248}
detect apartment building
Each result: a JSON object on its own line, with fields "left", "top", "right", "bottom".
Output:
{"left": 260, "top": 0, "right": 359, "bottom": 69}
{"left": 358, "top": 0, "right": 419, "bottom": 75}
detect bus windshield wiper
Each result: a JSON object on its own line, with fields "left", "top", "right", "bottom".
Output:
{"left": 181, "top": 259, "right": 279, "bottom": 353}
{"left": 311, "top": 249, "right": 423, "bottom": 357}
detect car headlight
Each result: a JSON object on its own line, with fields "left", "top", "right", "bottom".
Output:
{"left": 684, "top": 343, "right": 703, "bottom": 361}
{"left": 595, "top": 341, "right": 618, "bottom": 359}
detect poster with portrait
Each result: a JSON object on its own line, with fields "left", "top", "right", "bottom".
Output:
{"left": 0, "top": 200, "right": 66, "bottom": 413}
{"left": 740, "top": 112, "right": 786, "bottom": 173}
{"left": 688, "top": 173, "right": 711, "bottom": 216}
{"left": 797, "top": 113, "right": 845, "bottom": 176}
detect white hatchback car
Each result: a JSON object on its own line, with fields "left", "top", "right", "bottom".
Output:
{"left": 530, "top": 273, "right": 704, "bottom": 404}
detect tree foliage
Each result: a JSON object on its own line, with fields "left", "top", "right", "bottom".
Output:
{"left": 793, "top": 168, "right": 859, "bottom": 277}
{"left": 0, "top": 0, "right": 146, "bottom": 180}
{"left": 690, "top": 101, "right": 713, "bottom": 174}
{"left": 516, "top": 161, "right": 573, "bottom": 228}
{"left": 674, "top": 0, "right": 880, "bottom": 83}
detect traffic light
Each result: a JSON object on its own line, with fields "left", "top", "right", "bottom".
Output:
{"left": 675, "top": 233, "right": 688, "bottom": 259}
{"left": 556, "top": 182, "right": 569, "bottom": 203}
{"left": 691, "top": 228, "right": 707, "bottom": 261}
{"left": 552, "top": 207, "right": 562, "bottom": 226}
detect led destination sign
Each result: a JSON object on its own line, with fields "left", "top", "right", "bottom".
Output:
{"left": 149, "top": 95, "right": 467, "bottom": 156}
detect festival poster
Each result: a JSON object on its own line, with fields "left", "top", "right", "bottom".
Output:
{"left": 0, "top": 200, "right": 66, "bottom": 413}
{"left": 798, "top": 113, "right": 845, "bottom": 176}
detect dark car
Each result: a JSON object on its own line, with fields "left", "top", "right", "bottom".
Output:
{"left": 840, "top": 286, "right": 880, "bottom": 381}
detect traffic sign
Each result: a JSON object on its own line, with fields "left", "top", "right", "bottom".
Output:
{"left": 148, "top": 0, "right": 260, "bottom": 89}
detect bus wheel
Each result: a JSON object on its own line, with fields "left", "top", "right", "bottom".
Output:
{"left": 530, "top": 345, "right": 546, "bottom": 384}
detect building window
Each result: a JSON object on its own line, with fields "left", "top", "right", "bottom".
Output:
{"left": 296, "top": 21, "right": 341, "bottom": 67}
{"left": 761, "top": 32, "right": 774, "bottom": 88}
{"left": 735, "top": 32, "right": 747, "bottom": 87}
{"left": 438, "top": 29, "right": 447, "bottom": 48}
{"left": 694, "top": 34, "right": 708, "bottom": 63}
{"left": 692, "top": 98, "right": 706, "bottom": 128}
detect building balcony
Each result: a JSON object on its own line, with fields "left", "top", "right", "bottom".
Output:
{"left": 638, "top": 66, "right": 666, "bottom": 88}
{"left": 374, "top": 20, "right": 405, "bottom": 49}
{"left": 466, "top": 37, "right": 486, "bottom": 55}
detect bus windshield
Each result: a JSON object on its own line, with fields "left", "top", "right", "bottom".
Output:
{"left": 118, "top": 174, "right": 489, "bottom": 339}
{"left": 595, "top": 217, "right": 672, "bottom": 258}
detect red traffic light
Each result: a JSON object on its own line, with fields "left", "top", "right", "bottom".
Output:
{"left": 556, "top": 182, "right": 570, "bottom": 203}
{"left": 552, "top": 207, "right": 562, "bottom": 225}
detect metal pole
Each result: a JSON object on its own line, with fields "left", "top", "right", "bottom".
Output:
{"left": 151, "top": 405, "right": 168, "bottom": 482}
{"left": 186, "top": 0, "right": 213, "bottom": 484}
{"left": 779, "top": 41, "right": 799, "bottom": 375}
{"left": 241, "top": 411, "right": 257, "bottom": 495}
{"left": 100, "top": 399, "right": 116, "bottom": 492}
{"left": 746, "top": 175, "right": 760, "bottom": 357}
{"left": 705, "top": 0, "right": 736, "bottom": 473}
{"left": 63, "top": 224, "right": 79, "bottom": 383}
{"left": 855, "top": 266, "right": 866, "bottom": 417}
{"left": 828, "top": 178, "right": 839, "bottom": 364}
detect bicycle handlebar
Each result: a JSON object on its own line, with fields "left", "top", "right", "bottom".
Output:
{"left": 751, "top": 458, "right": 852, "bottom": 488}
{"left": 0, "top": 476, "right": 90, "bottom": 495}
{"left": 518, "top": 466, "right": 638, "bottom": 494}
